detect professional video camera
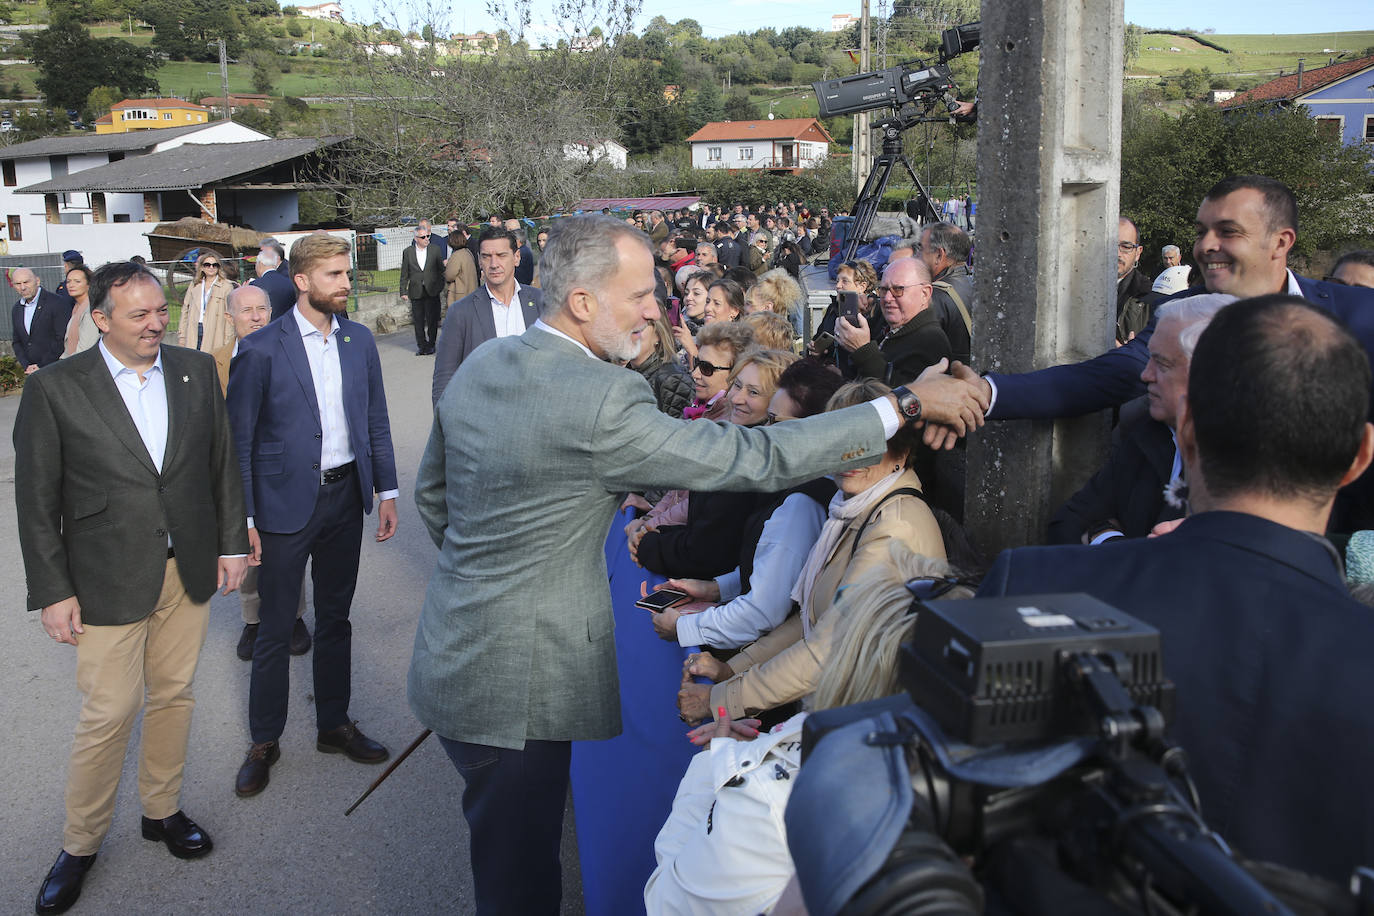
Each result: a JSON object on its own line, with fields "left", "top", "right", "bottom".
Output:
{"left": 786, "top": 592, "right": 1367, "bottom": 916}
{"left": 813, "top": 22, "right": 980, "bottom": 259}
{"left": 812, "top": 22, "right": 980, "bottom": 120}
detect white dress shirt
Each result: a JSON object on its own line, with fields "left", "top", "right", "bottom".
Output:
{"left": 290, "top": 306, "right": 399, "bottom": 501}
{"left": 294, "top": 306, "right": 353, "bottom": 473}
{"left": 99, "top": 339, "right": 168, "bottom": 472}
{"left": 21, "top": 288, "right": 41, "bottom": 334}
{"left": 489, "top": 280, "right": 527, "bottom": 339}
{"left": 415, "top": 242, "right": 430, "bottom": 273}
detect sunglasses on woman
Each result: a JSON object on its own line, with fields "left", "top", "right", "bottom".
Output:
{"left": 692, "top": 356, "right": 732, "bottom": 377}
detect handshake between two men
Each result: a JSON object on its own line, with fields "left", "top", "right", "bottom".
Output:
{"left": 894, "top": 358, "right": 990, "bottom": 449}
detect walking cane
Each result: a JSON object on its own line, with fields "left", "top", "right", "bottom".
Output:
{"left": 344, "top": 728, "right": 432, "bottom": 816}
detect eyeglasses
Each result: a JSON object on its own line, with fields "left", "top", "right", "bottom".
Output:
{"left": 1117, "top": 242, "right": 1141, "bottom": 252}
{"left": 876, "top": 283, "right": 929, "bottom": 298}
{"left": 693, "top": 356, "right": 732, "bottom": 377}
{"left": 416, "top": 233, "right": 430, "bottom": 239}
{"left": 203, "top": 262, "right": 219, "bottom": 268}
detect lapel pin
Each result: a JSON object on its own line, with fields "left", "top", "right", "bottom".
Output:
{"left": 344, "top": 336, "right": 351, "bottom": 343}
{"left": 182, "top": 375, "right": 189, "bottom": 382}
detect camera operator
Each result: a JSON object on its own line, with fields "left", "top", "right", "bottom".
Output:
{"left": 978, "top": 295, "right": 1374, "bottom": 883}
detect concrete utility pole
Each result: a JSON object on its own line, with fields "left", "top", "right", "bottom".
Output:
{"left": 963, "top": 0, "right": 1126, "bottom": 552}
{"left": 853, "top": 0, "right": 872, "bottom": 188}
{"left": 218, "top": 39, "right": 231, "bottom": 121}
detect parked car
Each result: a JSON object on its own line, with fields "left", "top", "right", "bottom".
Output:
{"left": 0, "top": 121, "right": 15, "bottom": 132}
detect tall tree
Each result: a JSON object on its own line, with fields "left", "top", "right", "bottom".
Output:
{"left": 26, "top": 14, "right": 158, "bottom": 112}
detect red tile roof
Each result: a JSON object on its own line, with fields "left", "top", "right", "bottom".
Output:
{"left": 1220, "top": 55, "right": 1374, "bottom": 108}
{"left": 686, "top": 118, "right": 834, "bottom": 144}
{"left": 112, "top": 98, "right": 209, "bottom": 111}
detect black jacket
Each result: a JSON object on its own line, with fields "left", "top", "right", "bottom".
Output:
{"left": 1047, "top": 397, "right": 1181, "bottom": 544}
{"left": 10, "top": 289, "right": 70, "bottom": 369}
{"left": 637, "top": 489, "right": 763, "bottom": 580}
{"left": 930, "top": 263, "right": 974, "bottom": 365}
{"left": 848, "top": 308, "right": 952, "bottom": 386}
{"left": 632, "top": 352, "right": 694, "bottom": 419}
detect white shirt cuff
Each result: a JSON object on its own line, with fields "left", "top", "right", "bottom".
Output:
{"left": 869, "top": 396, "right": 901, "bottom": 438}
{"left": 676, "top": 612, "right": 704, "bottom": 648}
{"left": 984, "top": 375, "right": 999, "bottom": 418}
{"left": 378, "top": 489, "right": 399, "bottom": 502}
{"left": 246, "top": 517, "right": 255, "bottom": 530}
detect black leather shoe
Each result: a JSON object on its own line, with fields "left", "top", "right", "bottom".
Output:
{"left": 140, "top": 811, "right": 213, "bottom": 860}
{"left": 289, "top": 618, "right": 312, "bottom": 656}
{"left": 236, "top": 624, "right": 258, "bottom": 661}
{"left": 36, "top": 851, "right": 96, "bottom": 915}
{"left": 317, "top": 722, "right": 390, "bottom": 764}
{"left": 234, "top": 741, "right": 280, "bottom": 798}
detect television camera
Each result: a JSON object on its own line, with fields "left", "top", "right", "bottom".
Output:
{"left": 786, "top": 591, "right": 1370, "bottom": 915}
{"left": 812, "top": 22, "right": 980, "bottom": 259}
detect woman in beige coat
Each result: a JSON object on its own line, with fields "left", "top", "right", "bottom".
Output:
{"left": 678, "top": 378, "right": 946, "bottom": 722}
{"left": 179, "top": 252, "right": 235, "bottom": 351}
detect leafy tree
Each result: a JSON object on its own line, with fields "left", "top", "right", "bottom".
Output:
{"left": 686, "top": 80, "right": 723, "bottom": 129}
{"left": 286, "top": 19, "right": 304, "bottom": 38}
{"left": 84, "top": 84, "right": 123, "bottom": 122}
{"left": 233, "top": 105, "right": 278, "bottom": 135}
{"left": 250, "top": 52, "right": 277, "bottom": 94}
{"left": 1121, "top": 102, "right": 1374, "bottom": 263}
{"left": 26, "top": 15, "right": 158, "bottom": 112}
{"left": 141, "top": 0, "right": 246, "bottom": 61}
{"left": 723, "top": 92, "right": 757, "bottom": 121}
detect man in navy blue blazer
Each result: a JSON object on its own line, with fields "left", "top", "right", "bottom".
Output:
{"left": 226, "top": 233, "right": 400, "bottom": 798}
{"left": 248, "top": 247, "right": 298, "bottom": 320}
{"left": 967, "top": 176, "right": 1374, "bottom": 530}
{"left": 979, "top": 295, "right": 1374, "bottom": 883}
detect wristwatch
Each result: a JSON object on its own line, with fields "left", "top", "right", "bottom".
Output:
{"left": 891, "top": 385, "right": 922, "bottom": 422}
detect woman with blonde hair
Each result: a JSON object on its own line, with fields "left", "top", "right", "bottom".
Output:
{"left": 678, "top": 378, "right": 945, "bottom": 722}
{"left": 740, "top": 311, "right": 795, "bottom": 353}
{"left": 722, "top": 347, "right": 797, "bottom": 427}
{"left": 179, "top": 251, "right": 236, "bottom": 351}
{"left": 747, "top": 268, "right": 805, "bottom": 323}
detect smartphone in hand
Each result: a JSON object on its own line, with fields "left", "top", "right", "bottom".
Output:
{"left": 636, "top": 588, "right": 690, "bottom": 612}
{"left": 839, "top": 291, "right": 862, "bottom": 327}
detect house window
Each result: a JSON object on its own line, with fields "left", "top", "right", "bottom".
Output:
{"left": 1366, "top": 116, "right": 1374, "bottom": 144}
{"left": 113, "top": 213, "right": 130, "bottom": 223}
{"left": 739, "top": 146, "right": 753, "bottom": 160}
{"left": 7, "top": 215, "right": 20, "bottom": 241}
{"left": 2, "top": 160, "right": 13, "bottom": 187}
{"left": 1314, "top": 116, "right": 1342, "bottom": 141}
{"left": 707, "top": 147, "right": 722, "bottom": 161}
{"left": 163, "top": 112, "right": 173, "bottom": 120}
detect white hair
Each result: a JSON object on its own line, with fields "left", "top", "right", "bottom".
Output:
{"left": 1155, "top": 293, "right": 1238, "bottom": 360}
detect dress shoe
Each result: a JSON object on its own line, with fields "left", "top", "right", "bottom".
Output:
{"left": 289, "top": 618, "right": 312, "bottom": 656}
{"left": 140, "top": 811, "right": 213, "bottom": 860}
{"left": 235, "top": 741, "right": 280, "bottom": 797}
{"left": 35, "top": 851, "right": 96, "bottom": 915}
{"left": 236, "top": 623, "right": 258, "bottom": 661}
{"left": 317, "top": 722, "right": 390, "bottom": 764}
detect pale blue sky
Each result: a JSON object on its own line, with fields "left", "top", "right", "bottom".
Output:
{"left": 359, "top": 0, "right": 1373, "bottom": 42}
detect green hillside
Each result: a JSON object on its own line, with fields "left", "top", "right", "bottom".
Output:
{"left": 1131, "top": 30, "right": 1374, "bottom": 84}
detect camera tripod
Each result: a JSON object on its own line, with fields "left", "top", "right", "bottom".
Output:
{"left": 843, "top": 115, "right": 944, "bottom": 262}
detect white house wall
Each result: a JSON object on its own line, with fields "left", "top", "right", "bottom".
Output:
{"left": 46, "top": 221, "right": 156, "bottom": 265}
{"left": 690, "top": 139, "right": 827, "bottom": 170}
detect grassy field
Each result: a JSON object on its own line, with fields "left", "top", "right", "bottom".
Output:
{"left": 1131, "top": 30, "right": 1374, "bottom": 81}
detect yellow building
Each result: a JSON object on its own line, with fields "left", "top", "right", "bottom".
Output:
{"left": 95, "top": 98, "right": 210, "bottom": 134}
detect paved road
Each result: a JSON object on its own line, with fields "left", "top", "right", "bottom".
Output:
{"left": 0, "top": 331, "right": 586, "bottom": 915}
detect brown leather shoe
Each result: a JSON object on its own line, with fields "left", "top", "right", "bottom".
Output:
{"left": 35, "top": 851, "right": 96, "bottom": 915}
{"left": 234, "top": 741, "right": 279, "bottom": 797}
{"left": 317, "top": 722, "right": 389, "bottom": 764}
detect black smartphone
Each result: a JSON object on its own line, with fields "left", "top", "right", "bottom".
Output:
{"left": 813, "top": 331, "right": 837, "bottom": 353}
{"left": 839, "top": 291, "right": 861, "bottom": 327}
{"left": 635, "top": 588, "right": 691, "bottom": 612}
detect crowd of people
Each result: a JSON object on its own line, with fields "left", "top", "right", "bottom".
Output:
{"left": 11, "top": 173, "right": 1374, "bottom": 916}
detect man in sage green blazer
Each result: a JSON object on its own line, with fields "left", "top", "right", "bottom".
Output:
{"left": 408, "top": 215, "right": 986, "bottom": 915}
